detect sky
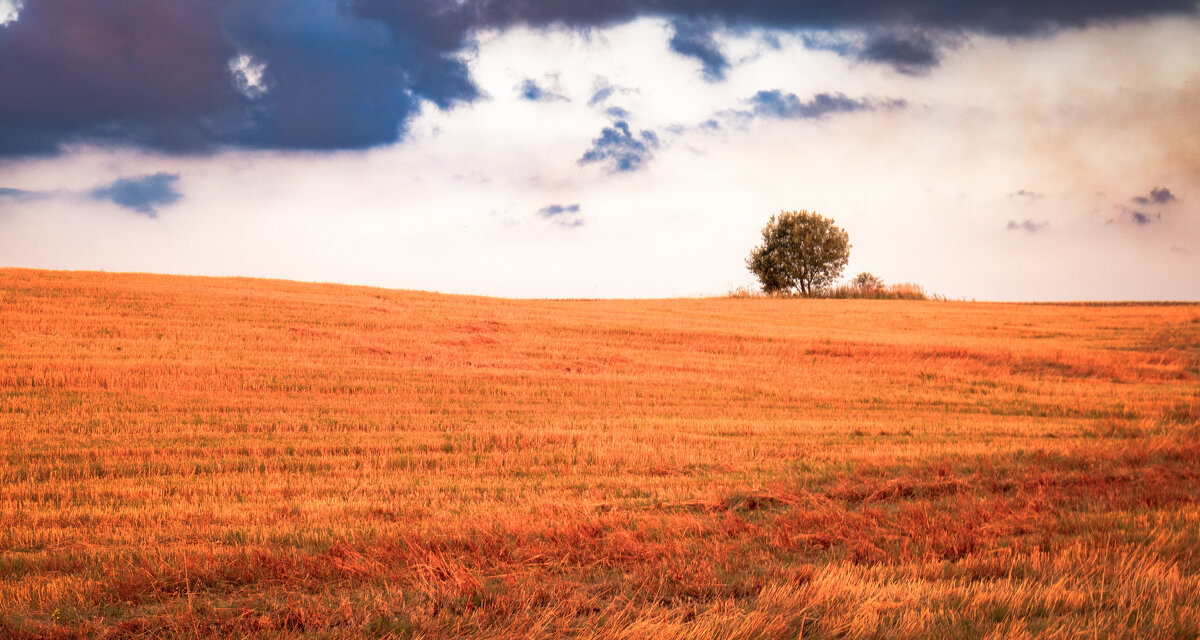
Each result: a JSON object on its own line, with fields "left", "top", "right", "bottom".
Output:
{"left": 1, "top": 0, "right": 1198, "bottom": 300}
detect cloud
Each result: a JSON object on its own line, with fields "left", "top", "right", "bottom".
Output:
{"left": 537, "top": 203, "right": 584, "bottom": 227}
{"left": 0, "top": 0, "right": 20, "bottom": 26}
{"left": 1132, "top": 187, "right": 1177, "bottom": 205}
{"left": 1009, "top": 189, "right": 1044, "bottom": 199}
{"left": 1110, "top": 207, "right": 1163, "bottom": 226}
{"left": 1114, "top": 188, "right": 1176, "bottom": 225}
{"left": 0, "top": 0, "right": 476, "bottom": 156}
{"left": 588, "top": 78, "right": 635, "bottom": 119}
{"left": 1006, "top": 219, "right": 1048, "bottom": 232}
{"left": 1, "top": 0, "right": 1195, "bottom": 156}
{"left": 471, "top": 0, "right": 1197, "bottom": 36}
{"left": 538, "top": 204, "right": 580, "bottom": 217}
{"left": 668, "top": 19, "right": 730, "bottom": 81}
{"left": 471, "top": 0, "right": 1198, "bottom": 77}
{"left": 3, "top": 174, "right": 181, "bottom": 216}
{"left": 588, "top": 77, "right": 639, "bottom": 109}
{"left": 579, "top": 121, "right": 660, "bottom": 173}
{"left": 89, "top": 173, "right": 182, "bottom": 217}
{"left": 588, "top": 81, "right": 617, "bottom": 107}
{"left": 797, "top": 29, "right": 950, "bottom": 75}
{"left": 856, "top": 30, "right": 942, "bottom": 75}
{"left": 800, "top": 32, "right": 855, "bottom": 57}
{"left": 228, "top": 53, "right": 268, "bottom": 99}
{"left": 518, "top": 78, "right": 567, "bottom": 102}
{"left": 746, "top": 91, "right": 902, "bottom": 120}
{"left": 1130, "top": 210, "right": 1159, "bottom": 225}
{"left": 0, "top": 185, "right": 56, "bottom": 204}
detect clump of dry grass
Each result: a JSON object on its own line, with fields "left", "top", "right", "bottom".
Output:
{"left": 1, "top": 267, "right": 1198, "bottom": 639}
{"left": 821, "top": 281, "right": 929, "bottom": 300}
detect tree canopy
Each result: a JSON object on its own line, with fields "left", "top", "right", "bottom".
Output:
{"left": 747, "top": 210, "right": 850, "bottom": 296}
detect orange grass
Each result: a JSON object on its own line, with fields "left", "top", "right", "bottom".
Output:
{"left": 1, "top": 268, "right": 1198, "bottom": 639}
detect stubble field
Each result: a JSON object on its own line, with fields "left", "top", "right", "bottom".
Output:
{"left": 1, "top": 268, "right": 1198, "bottom": 639}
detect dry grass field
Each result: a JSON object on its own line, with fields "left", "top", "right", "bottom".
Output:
{"left": 2, "top": 268, "right": 1198, "bottom": 639}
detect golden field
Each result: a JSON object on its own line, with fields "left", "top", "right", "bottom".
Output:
{"left": 1, "top": 268, "right": 1198, "bottom": 639}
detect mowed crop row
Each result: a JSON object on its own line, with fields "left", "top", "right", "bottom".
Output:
{"left": 1, "top": 268, "right": 1198, "bottom": 639}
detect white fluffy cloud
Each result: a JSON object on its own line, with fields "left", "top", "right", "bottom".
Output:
{"left": 0, "top": 0, "right": 22, "bottom": 26}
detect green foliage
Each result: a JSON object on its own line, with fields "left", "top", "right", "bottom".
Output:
{"left": 747, "top": 210, "right": 850, "bottom": 296}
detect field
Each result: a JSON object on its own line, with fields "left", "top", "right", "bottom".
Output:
{"left": 2, "top": 268, "right": 1199, "bottom": 639}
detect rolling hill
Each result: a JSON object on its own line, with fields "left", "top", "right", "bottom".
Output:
{"left": 1, "top": 268, "right": 1198, "bottom": 639}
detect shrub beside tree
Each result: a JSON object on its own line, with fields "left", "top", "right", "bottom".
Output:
{"left": 746, "top": 210, "right": 850, "bottom": 296}
{"left": 851, "top": 272, "right": 884, "bottom": 293}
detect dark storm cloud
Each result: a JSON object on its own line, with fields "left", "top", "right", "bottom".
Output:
{"left": 747, "top": 91, "right": 902, "bottom": 120}
{"left": 467, "top": 0, "right": 1197, "bottom": 77}
{"left": 1132, "top": 187, "right": 1177, "bottom": 205}
{"left": 668, "top": 19, "right": 730, "bottom": 81}
{"left": 89, "top": 173, "right": 182, "bottom": 217}
{"left": 1, "top": 0, "right": 1194, "bottom": 156}
{"left": 0, "top": 1, "right": 235, "bottom": 155}
{"left": 579, "top": 121, "right": 660, "bottom": 173}
{"left": 1006, "top": 219, "right": 1047, "bottom": 232}
{"left": 469, "top": 0, "right": 1197, "bottom": 35}
{"left": 0, "top": 0, "right": 476, "bottom": 156}
{"left": 220, "top": 1, "right": 476, "bottom": 151}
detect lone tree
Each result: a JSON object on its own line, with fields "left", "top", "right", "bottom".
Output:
{"left": 747, "top": 210, "right": 850, "bottom": 296}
